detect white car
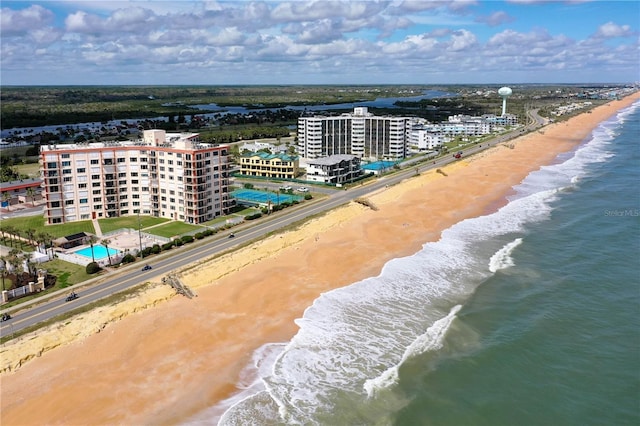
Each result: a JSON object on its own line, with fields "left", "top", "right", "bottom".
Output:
{"left": 297, "top": 187, "right": 309, "bottom": 192}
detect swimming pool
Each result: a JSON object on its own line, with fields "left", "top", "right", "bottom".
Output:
{"left": 362, "top": 160, "right": 398, "bottom": 171}
{"left": 74, "top": 245, "right": 119, "bottom": 260}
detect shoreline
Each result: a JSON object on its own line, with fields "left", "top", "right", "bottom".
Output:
{"left": 1, "top": 92, "right": 638, "bottom": 425}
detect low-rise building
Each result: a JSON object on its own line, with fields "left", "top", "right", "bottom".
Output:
{"left": 305, "top": 154, "right": 363, "bottom": 185}
{"left": 0, "top": 178, "right": 43, "bottom": 208}
{"left": 239, "top": 152, "right": 299, "bottom": 179}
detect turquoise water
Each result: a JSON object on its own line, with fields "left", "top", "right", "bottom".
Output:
{"left": 74, "top": 245, "right": 118, "bottom": 260}
{"left": 363, "top": 160, "right": 399, "bottom": 171}
{"left": 193, "top": 101, "right": 640, "bottom": 425}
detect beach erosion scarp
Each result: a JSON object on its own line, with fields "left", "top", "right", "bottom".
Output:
{"left": 1, "top": 92, "right": 639, "bottom": 426}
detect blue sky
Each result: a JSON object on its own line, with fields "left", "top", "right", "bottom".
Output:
{"left": 1, "top": 0, "right": 638, "bottom": 85}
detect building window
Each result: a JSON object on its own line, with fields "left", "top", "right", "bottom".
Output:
{"left": 91, "top": 159, "right": 99, "bottom": 165}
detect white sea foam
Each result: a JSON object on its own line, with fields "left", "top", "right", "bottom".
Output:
{"left": 217, "top": 105, "right": 640, "bottom": 425}
{"left": 489, "top": 238, "right": 523, "bottom": 273}
{"left": 363, "top": 304, "right": 462, "bottom": 399}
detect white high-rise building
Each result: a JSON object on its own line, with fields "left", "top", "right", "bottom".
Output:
{"left": 298, "top": 107, "right": 414, "bottom": 160}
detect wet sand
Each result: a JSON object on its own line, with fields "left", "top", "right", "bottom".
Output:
{"left": 1, "top": 92, "right": 638, "bottom": 425}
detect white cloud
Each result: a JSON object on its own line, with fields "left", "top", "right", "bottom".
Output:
{"left": 1, "top": 5, "right": 55, "bottom": 35}
{"left": 0, "top": 0, "right": 638, "bottom": 84}
{"left": 475, "top": 11, "right": 514, "bottom": 27}
{"left": 594, "top": 22, "right": 633, "bottom": 39}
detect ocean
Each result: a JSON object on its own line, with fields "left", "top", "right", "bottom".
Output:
{"left": 202, "top": 102, "right": 640, "bottom": 425}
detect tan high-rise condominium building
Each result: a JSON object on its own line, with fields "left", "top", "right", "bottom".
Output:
{"left": 40, "top": 130, "right": 231, "bottom": 225}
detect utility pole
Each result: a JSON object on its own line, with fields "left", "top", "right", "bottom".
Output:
{"left": 138, "top": 211, "right": 143, "bottom": 259}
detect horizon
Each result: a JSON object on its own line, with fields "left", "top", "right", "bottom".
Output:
{"left": 1, "top": 1, "right": 638, "bottom": 86}
{"left": 1, "top": 82, "right": 637, "bottom": 88}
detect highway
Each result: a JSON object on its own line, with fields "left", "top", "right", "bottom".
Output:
{"left": 0, "top": 115, "right": 544, "bottom": 339}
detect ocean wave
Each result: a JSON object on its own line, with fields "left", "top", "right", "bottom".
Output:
{"left": 363, "top": 304, "right": 462, "bottom": 399}
{"left": 489, "top": 238, "right": 523, "bottom": 273}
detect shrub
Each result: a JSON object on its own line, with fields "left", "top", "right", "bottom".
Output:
{"left": 181, "top": 235, "right": 194, "bottom": 244}
{"left": 151, "top": 244, "right": 161, "bottom": 254}
{"left": 245, "top": 212, "right": 262, "bottom": 220}
{"left": 162, "top": 241, "right": 175, "bottom": 251}
{"left": 121, "top": 254, "right": 136, "bottom": 264}
{"left": 304, "top": 194, "right": 313, "bottom": 200}
{"left": 175, "top": 239, "right": 184, "bottom": 247}
{"left": 86, "top": 262, "right": 101, "bottom": 274}
{"left": 194, "top": 232, "right": 205, "bottom": 240}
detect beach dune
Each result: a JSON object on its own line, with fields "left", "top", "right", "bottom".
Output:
{"left": 1, "top": 93, "right": 638, "bottom": 425}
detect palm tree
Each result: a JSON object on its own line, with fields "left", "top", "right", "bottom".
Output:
{"left": 88, "top": 235, "right": 98, "bottom": 263}
{"left": 2, "top": 191, "right": 11, "bottom": 211}
{"left": 0, "top": 255, "right": 7, "bottom": 291}
{"left": 39, "top": 232, "right": 55, "bottom": 258}
{"left": 7, "top": 248, "right": 22, "bottom": 278}
{"left": 12, "top": 228, "right": 22, "bottom": 250}
{"left": 25, "top": 228, "right": 36, "bottom": 246}
{"left": 25, "top": 187, "right": 36, "bottom": 205}
{"left": 102, "top": 238, "right": 113, "bottom": 266}
{"left": 3, "top": 225, "right": 15, "bottom": 248}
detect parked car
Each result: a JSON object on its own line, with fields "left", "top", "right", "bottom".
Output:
{"left": 297, "top": 187, "right": 309, "bottom": 192}
{"left": 280, "top": 185, "right": 292, "bottom": 191}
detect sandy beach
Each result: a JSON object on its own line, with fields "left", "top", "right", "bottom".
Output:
{"left": 1, "top": 92, "right": 638, "bottom": 425}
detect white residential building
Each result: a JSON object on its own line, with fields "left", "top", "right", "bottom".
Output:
{"left": 40, "top": 130, "right": 231, "bottom": 224}
{"left": 298, "top": 107, "right": 415, "bottom": 161}
{"left": 306, "top": 154, "right": 363, "bottom": 185}
{"left": 408, "top": 128, "right": 448, "bottom": 152}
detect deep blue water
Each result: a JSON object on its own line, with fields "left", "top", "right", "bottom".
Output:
{"left": 185, "top": 100, "right": 639, "bottom": 425}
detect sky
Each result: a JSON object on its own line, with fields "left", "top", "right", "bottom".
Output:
{"left": 1, "top": 0, "right": 639, "bottom": 85}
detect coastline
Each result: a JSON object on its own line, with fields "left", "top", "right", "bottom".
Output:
{"left": 1, "top": 92, "right": 638, "bottom": 425}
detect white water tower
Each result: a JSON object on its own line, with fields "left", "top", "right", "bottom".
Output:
{"left": 498, "top": 86, "right": 512, "bottom": 116}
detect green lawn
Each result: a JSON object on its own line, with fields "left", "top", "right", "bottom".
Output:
{"left": 99, "top": 216, "right": 169, "bottom": 234}
{"left": 146, "top": 222, "right": 203, "bottom": 238}
{"left": 0, "top": 215, "right": 173, "bottom": 240}
{"left": 0, "top": 216, "right": 95, "bottom": 239}
{"left": 42, "top": 258, "right": 93, "bottom": 288}
{"left": 12, "top": 162, "right": 41, "bottom": 178}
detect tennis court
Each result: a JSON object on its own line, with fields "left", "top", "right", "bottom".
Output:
{"left": 232, "top": 189, "right": 302, "bottom": 206}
